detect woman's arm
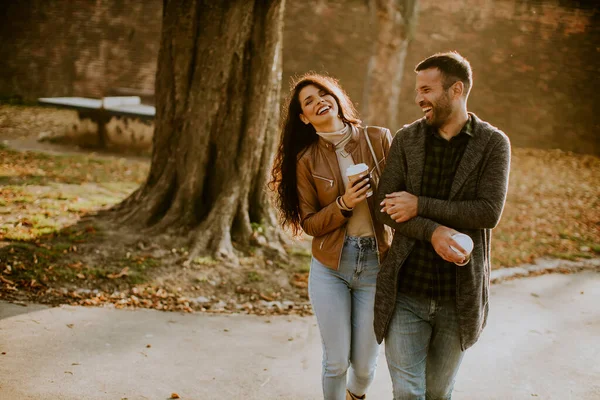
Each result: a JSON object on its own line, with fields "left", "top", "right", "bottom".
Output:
{"left": 296, "top": 157, "right": 349, "bottom": 237}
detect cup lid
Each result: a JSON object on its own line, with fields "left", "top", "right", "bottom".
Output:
{"left": 451, "top": 233, "right": 474, "bottom": 254}
{"left": 346, "top": 163, "right": 368, "bottom": 176}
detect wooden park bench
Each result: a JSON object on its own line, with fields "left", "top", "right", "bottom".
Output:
{"left": 37, "top": 96, "right": 156, "bottom": 148}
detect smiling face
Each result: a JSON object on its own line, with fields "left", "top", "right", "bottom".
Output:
{"left": 298, "top": 84, "right": 340, "bottom": 129}
{"left": 415, "top": 68, "right": 454, "bottom": 128}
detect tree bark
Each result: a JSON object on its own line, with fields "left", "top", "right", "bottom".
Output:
{"left": 362, "top": 0, "right": 419, "bottom": 129}
{"left": 112, "top": 0, "right": 286, "bottom": 260}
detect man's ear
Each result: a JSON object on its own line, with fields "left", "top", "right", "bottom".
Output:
{"left": 452, "top": 81, "right": 464, "bottom": 99}
{"left": 299, "top": 114, "right": 310, "bottom": 125}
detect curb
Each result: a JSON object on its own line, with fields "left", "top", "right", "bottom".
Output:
{"left": 490, "top": 257, "right": 600, "bottom": 284}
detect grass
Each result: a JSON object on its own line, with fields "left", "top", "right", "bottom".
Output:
{"left": 193, "top": 256, "right": 219, "bottom": 266}
{"left": 1, "top": 221, "right": 161, "bottom": 288}
{"left": 0, "top": 145, "right": 148, "bottom": 242}
{"left": 0, "top": 130, "right": 599, "bottom": 307}
{"left": 491, "top": 148, "right": 600, "bottom": 267}
{"left": 0, "top": 144, "right": 155, "bottom": 292}
{"left": 286, "top": 247, "right": 311, "bottom": 258}
{"left": 247, "top": 271, "right": 263, "bottom": 283}
{"left": 0, "top": 146, "right": 147, "bottom": 186}
{"left": 296, "top": 263, "right": 311, "bottom": 273}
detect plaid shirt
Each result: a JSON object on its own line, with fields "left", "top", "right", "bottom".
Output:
{"left": 397, "top": 117, "right": 473, "bottom": 300}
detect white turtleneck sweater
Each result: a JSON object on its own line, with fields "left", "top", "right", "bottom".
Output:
{"left": 316, "top": 124, "right": 374, "bottom": 238}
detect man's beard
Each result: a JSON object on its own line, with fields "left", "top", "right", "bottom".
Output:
{"left": 425, "top": 94, "right": 452, "bottom": 128}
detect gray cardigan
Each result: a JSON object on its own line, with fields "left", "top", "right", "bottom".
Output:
{"left": 374, "top": 113, "right": 511, "bottom": 350}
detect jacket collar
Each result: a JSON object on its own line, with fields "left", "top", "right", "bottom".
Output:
{"left": 317, "top": 124, "right": 360, "bottom": 153}
{"left": 404, "top": 112, "right": 491, "bottom": 199}
{"left": 449, "top": 113, "right": 493, "bottom": 198}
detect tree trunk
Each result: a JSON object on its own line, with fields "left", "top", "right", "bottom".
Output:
{"left": 362, "top": 0, "right": 419, "bottom": 128}
{"left": 112, "top": 0, "right": 286, "bottom": 261}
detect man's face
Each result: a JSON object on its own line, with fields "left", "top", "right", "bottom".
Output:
{"left": 415, "top": 68, "right": 453, "bottom": 128}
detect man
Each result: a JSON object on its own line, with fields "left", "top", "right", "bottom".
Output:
{"left": 374, "top": 51, "right": 511, "bottom": 399}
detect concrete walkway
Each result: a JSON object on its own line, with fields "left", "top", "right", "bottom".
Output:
{"left": 1, "top": 271, "right": 599, "bottom": 400}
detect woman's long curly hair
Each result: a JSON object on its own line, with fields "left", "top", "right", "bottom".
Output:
{"left": 269, "top": 73, "right": 361, "bottom": 236}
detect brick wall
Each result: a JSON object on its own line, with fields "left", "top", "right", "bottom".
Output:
{"left": 283, "top": 0, "right": 599, "bottom": 155}
{"left": 1, "top": 0, "right": 598, "bottom": 154}
{"left": 0, "top": 0, "right": 161, "bottom": 100}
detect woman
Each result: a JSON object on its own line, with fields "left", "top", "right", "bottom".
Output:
{"left": 270, "top": 74, "right": 393, "bottom": 400}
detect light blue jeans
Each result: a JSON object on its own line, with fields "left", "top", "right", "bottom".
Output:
{"left": 309, "top": 236, "right": 380, "bottom": 400}
{"left": 385, "top": 292, "right": 465, "bottom": 400}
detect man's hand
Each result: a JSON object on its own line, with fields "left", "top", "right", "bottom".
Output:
{"left": 431, "top": 226, "right": 467, "bottom": 264}
{"left": 380, "top": 191, "right": 418, "bottom": 223}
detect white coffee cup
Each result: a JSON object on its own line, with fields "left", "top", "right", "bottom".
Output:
{"left": 346, "top": 163, "right": 372, "bottom": 197}
{"left": 450, "top": 233, "right": 474, "bottom": 266}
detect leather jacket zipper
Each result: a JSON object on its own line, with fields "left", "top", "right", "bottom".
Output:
{"left": 312, "top": 174, "right": 334, "bottom": 187}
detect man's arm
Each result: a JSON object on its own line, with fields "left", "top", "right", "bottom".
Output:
{"left": 376, "top": 130, "right": 441, "bottom": 242}
{"left": 418, "top": 135, "right": 511, "bottom": 229}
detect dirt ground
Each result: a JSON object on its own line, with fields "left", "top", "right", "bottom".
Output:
{"left": 1, "top": 104, "right": 599, "bottom": 316}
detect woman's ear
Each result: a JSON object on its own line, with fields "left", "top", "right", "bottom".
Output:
{"left": 299, "top": 114, "right": 310, "bottom": 125}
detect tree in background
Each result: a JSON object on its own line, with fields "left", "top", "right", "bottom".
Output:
{"left": 362, "top": 0, "right": 419, "bottom": 128}
{"left": 112, "top": 0, "right": 286, "bottom": 262}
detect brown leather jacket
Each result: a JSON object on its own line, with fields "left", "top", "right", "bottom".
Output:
{"left": 296, "top": 124, "right": 393, "bottom": 269}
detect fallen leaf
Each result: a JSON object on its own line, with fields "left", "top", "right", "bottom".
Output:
{"left": 0, "top": 276, "right": 15, "bottom": 285}
{"left": 171, "top": 394, "right": 180, "bottom": 399}
{"left": 291, "top": 280, "right": 307, "bottom": 289}
{"left": 291, "top": 273, "right": 309, "bottom": 288}
{"left": 107, "top": 267, "right": 129, "bottom": 279}
{"left": 66, "top": 324, "right": 74, "bottom": 329}
{"left": 68, "top": 262, "right": 83, "bottom": 269}
{"left": 259, "top": 293, "right": 274, "bottom": 301}
{"left": 76, "top": 273, "right": 86, "bottom": 279}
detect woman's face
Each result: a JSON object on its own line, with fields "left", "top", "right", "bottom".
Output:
{"left": 298, "top": 84, "right": 340, "bottom": 128}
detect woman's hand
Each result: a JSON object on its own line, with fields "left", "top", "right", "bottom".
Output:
{"left": 342, "top": 175, "right": 370, "bottom": 209}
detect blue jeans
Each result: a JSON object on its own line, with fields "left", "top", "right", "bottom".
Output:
{"left": 385, "top": 292, "right": 465, "bottom": 400}
{"left": 309, "top": 236, "right": 381, "bottom": 400}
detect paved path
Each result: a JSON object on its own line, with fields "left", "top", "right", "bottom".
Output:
{"left": 1, "top": 271, "right": 599, "bottom": 400}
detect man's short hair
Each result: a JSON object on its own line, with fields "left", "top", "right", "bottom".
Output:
{"left": 415, "top": 51, "right": 473, "bottom": 97}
